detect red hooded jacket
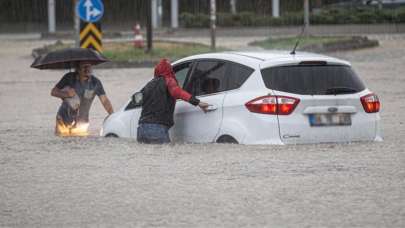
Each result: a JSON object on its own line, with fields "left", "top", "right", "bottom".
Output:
{"left": 154, "top": 59, "right": 192, "bottom": 102}
{"left": 138, "top": 59, "right": 200, "bottom": 128}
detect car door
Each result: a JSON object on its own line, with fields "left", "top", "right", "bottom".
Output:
{"left": 171, "top": 60, "right": 227, "bottom": 143}
{"left": 125, "top": 92, "right": 143, "bottom": 138}
{"left": 169, "top": 61, "right": 193, "bottom": 141}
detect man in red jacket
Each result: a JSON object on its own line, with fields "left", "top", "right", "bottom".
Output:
{"left": 137, "top": 59, "right": 210, "bottom": 144}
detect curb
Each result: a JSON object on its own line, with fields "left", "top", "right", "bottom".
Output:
{"left": 302, "top": 36, "right": 379, "bottom": 53}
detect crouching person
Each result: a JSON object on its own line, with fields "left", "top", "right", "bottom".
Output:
{"left": 137, "top": 59, "right": 209, "bottom": 144}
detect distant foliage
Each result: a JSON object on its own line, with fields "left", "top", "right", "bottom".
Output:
{"left": 0, "top": 0, "right": 305, "bottom": 25}
{"left": 314, "top": 6, "right": 405, "bottom": 24}
{"left": 180, "top": 6, "right": 405, "bottom": 28}
{"left": 0, "top": 0, "right": 404, "bottom": 32}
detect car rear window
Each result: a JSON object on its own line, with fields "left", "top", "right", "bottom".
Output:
{"left": 261, "top": 65, "right": 366, "bottom": 95}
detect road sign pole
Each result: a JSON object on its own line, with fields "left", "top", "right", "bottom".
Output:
{"left": 146, "top": 0, "right": 153, "bottom": 53}
{"left": 304, "top": 0, "right": 310, "bottom": 33}
{"left": 74, "top": 0, "right": 80, "bottom": 47}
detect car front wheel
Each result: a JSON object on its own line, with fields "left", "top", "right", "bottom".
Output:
{"left": 105, "top": 133, "right": 119, "bottom": 138}
{"left": 216, "top": 135, "right": 238, "bottom": 144}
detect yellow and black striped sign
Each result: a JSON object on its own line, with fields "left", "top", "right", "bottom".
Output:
{"left": 80, "top": 21, "right": 102, "bottom": 52}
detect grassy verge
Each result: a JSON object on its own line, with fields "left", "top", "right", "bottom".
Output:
{"left": 41, "top": 41, "right": 224, "bottom": 62}
{"left": 103, "top": 41, "right": 225, "bottom": 62}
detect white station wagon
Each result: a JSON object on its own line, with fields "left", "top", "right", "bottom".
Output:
{"left": 101, "top": 51, "right": 382, "bottom": 144}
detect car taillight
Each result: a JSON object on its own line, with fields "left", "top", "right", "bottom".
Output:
{"left": 245, "top": 95, "right": 300, "bottom": 115}
{"left": 361, "top": 93, "right": 380, "bottom": 113}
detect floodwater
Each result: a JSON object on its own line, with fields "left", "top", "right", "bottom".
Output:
{"left": 0, "top": 36, "right": 404, "bottom": 227}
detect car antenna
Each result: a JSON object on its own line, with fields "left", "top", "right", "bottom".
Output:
{"left": 290, "top": 25, "right": 306, "bottom": 55}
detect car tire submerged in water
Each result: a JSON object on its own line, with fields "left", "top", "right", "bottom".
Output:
{"left": 216, "top": 135, "right": 238, "bottom": 144}
{"left": 105, "top": 133, "right": 119, "bottom": 138}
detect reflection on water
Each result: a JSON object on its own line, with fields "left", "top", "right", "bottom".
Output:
{"left": 56, "top": 121, "right": 90, "bottom": 137}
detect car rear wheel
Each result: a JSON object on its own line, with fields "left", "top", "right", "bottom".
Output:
{"left": 216, "top": 135, "right": 238, "bottom": 144}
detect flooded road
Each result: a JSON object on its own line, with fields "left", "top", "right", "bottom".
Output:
{"left": 0, "top": 36, "right": 404, "bottom": 227}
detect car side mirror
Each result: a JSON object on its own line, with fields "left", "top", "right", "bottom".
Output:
{"left": 131, "top": 92, "right": 143, "bottom": 106}
{"left": 125, "top": 91, "right": 143, "bottom": 111}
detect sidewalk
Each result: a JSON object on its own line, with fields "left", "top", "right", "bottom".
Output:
{"left": 1, "top": 24, "right": 405, "bottom": 50}
{"left": 152, "top": 24, "right": 405, "bottom": 38}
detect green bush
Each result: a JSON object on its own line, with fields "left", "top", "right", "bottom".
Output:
{"left": 310, "top": 6, "right": 403, "bottom": 24}
{"left": 357, "top": 10, "right": 381, "bottom": 23}
{"left": 217, "top": 13, "right": 237, "bottom": 27}
{"left": 281, "top": 13, "right": 304, "bottom": 25}
{"left": 239, "top": 12, "right": 256, "bottom": 26}
{"left": 391, "top": 7, "right": 405, "bottom": 23}
{"left": 179, "top": 6, "right": 405, "bottom": 28}
{"left": 180, "top": 12, "right": 210, "bottom": 28}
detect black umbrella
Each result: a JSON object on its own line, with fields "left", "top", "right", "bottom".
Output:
{"left": 30, "top": 48, "right": 109, "bottom": 70}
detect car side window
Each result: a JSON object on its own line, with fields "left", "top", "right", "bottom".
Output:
{"left": 226, "top": 62, "right": 254, "bottom": 90}
{"left": 173, "top": 62, "right": 192, "bottom": 88}
{"left": 185, "top": 60, "right": 227, "bottom": 96}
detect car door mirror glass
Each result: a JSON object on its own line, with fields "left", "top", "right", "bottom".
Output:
{"left": 125, "top": 92, "right": 143, "bottom": 111}
{"left": 132, "top": 92, "right": 143, "bottom": 105}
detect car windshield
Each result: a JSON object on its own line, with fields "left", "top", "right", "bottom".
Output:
{"left": 261, "top": 65, "right": 366, "bottom": 95}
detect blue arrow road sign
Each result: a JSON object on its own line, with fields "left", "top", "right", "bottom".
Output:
{"left": 76, "top": 0, "right": 104, "bottom": 23}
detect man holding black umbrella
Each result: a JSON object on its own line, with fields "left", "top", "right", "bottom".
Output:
{"left": 30, "top": 48, "right": 113, "bottom": 136}
{"left": 51, "top": 62, "right": 113, "bottom": 136}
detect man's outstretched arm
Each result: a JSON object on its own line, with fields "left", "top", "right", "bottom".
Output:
{"left": 99, "top": 95, "right": 114, "bottom": 115}
{"left": 165, "top": 77, "right": 210, "bottom": 112}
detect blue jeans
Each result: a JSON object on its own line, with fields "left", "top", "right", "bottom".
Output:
{"left": 137, "top": 123, "right": 170, "bottom": 144}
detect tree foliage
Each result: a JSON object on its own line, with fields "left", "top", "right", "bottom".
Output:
{"left": 0, "top": 0, "right": 402, "bottom": 32}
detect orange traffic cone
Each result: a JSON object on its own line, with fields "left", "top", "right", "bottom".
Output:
{"left": 133, "top": 23, "right": 144, "bottom": 48}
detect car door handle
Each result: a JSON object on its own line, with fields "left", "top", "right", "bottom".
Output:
{"left": 206, "top": 104, "right": 218, "bottom": 112}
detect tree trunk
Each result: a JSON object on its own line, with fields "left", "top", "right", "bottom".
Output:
{"left": 230, "top": 0, "right": 236, "bottom": 15}
{"left": 378, "top": 0, "right": 383, "bottom": 10}
{"left": 210, "top": 0, "right": 216, "bottom": 51}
